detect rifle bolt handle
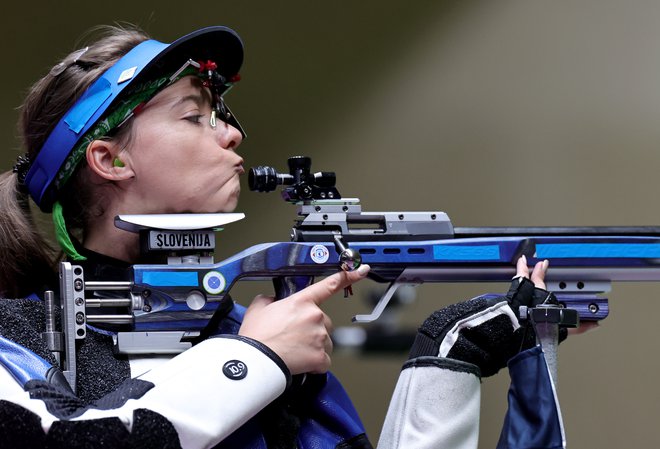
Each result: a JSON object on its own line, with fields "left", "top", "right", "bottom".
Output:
{"left": 340, "top": 248, "right": 362, "bottom": 272}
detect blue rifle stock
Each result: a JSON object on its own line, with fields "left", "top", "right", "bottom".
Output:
{"left": 51, "top": 156, "right": 660, "bottom": 390}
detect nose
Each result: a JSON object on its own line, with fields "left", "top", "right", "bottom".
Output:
{"left": 216, "top": 121, "right": 243, "bottom": 151}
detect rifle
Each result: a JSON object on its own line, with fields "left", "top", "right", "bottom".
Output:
{"left": 47, "top": 156, "right": 660, "bottom": 391}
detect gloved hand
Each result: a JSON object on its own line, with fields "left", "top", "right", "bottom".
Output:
{"left": 408, "top": 256, "right": 564, "bottom": 377}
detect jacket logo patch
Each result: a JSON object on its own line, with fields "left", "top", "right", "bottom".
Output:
{"left": 223, "top": 360, "right": 248, "bottom": 380}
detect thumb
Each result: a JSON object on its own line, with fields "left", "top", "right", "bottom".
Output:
{"left": 245, "top": 294, "right": 276, "bottom": 315}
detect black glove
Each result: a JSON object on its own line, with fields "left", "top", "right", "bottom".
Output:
{"left": 409, "top": 277, "right": 564, "bottom": 377}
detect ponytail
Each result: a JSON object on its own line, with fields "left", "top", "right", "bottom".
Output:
{"left": 0, "top": 171, "right": 56, "bottom": 298}
{"left": 0, "top": 25, "right": 150, "bottom": 298}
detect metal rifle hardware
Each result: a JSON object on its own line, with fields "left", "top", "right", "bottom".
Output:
{"left": 49, "top": 156, "right": 660, "bottom": 391}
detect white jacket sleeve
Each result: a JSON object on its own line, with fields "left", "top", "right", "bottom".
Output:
{"left": 377, "top": 356, "right": 481, "bottom": 449}
{"left": 0, "top": 335, "right": 289, "bottom": 449}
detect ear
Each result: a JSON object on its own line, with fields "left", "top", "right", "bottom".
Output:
{"left": 86, "top": 139, "right": 135, "bottom": 181}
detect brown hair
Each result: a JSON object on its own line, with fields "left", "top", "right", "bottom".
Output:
{"left": 0, "top": 25, "right": 149, "bottom": 298}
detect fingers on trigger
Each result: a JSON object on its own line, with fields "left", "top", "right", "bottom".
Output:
{"left": 305, "top": 271, "right": 349, "bottom": 305}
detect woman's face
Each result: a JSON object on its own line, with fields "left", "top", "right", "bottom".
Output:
{"left": 122, "top": 76, "right": 244, "bottom": 214}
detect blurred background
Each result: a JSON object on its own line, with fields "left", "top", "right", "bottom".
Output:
{"left": 2, "top": 1, "right": 660, "bottom": 446}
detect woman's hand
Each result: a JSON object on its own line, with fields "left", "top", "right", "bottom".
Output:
{"left": 515, "top": 255, "right": 598, "bottom": 336}
{"left": 515, "top": 255, "right": 548, "bottom": 289}
{"left": 239, "top": 265, "right": 370, "bottom": 375}
{"left": 408, "top": 256, "right": 563, "bottom": 377}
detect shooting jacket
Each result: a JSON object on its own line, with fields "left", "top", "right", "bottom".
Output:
{"left": 0, "top": 248, "right": 373, "bottom": 449}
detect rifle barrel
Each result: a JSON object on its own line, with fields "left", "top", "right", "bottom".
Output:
{"left": 454, "top": 227, "right": 660, "bottom": 237}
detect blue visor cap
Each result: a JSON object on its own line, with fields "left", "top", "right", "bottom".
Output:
{"left": 25, "top": 26, "right": 244, "bottom": 212}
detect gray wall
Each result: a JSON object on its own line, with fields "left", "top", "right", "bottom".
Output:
{"left": 3, "top": 1, "right": 660, "bottom": 446}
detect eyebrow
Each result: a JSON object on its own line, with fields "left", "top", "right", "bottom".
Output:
{"left": 170, "top": 92, "right": 211, "bottom": 111}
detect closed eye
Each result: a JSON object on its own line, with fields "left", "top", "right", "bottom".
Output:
{"left": 184, "top": 114, "right": 204, "bottom": 124}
